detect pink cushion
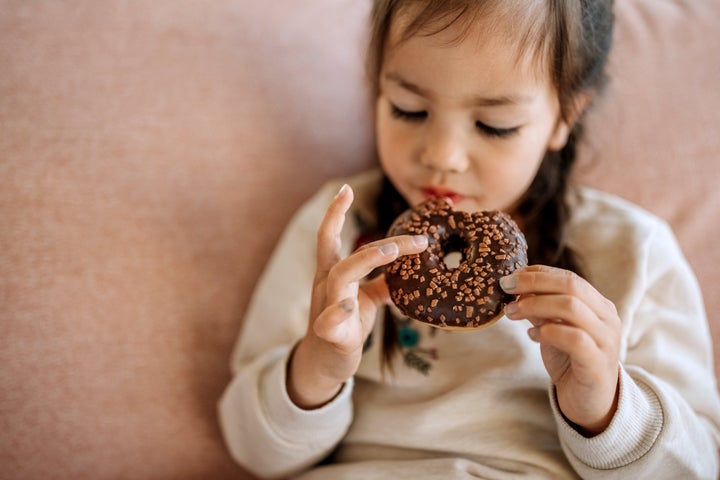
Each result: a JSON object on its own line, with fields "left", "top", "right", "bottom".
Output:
{"left": 576, "top": 0, "right": 720, "bottom": 354}
{"left": 0, "top": 1, "right": 718, "bottom": 478}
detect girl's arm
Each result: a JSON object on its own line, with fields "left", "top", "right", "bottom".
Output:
{"left": 287, "top": 185, "right": 427, "bottom": 410}
{"left": 218, "top": 178, "right": 427, "bottom": 479}
{"left": 218, "top": 180, "right": 347, "bottom": 479}
{"left": 505, "top": 219, "right": 720, "bottom": 478}
{"left": 573, "top": 220, "right": 720, "bottom": 478}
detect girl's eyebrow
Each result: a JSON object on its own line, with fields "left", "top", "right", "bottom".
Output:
{"left": 383, "top": 72, "right": 431, "bottom": 97}
{"left": 383, "top": 71, "right": 532, "bottom": 107}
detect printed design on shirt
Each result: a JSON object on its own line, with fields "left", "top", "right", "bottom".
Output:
{"left": 397, "top": 317, "right": 438, "bottom": 375}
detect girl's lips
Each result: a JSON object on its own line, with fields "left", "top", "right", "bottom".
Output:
{"left": 421, "top": 187, "right": 464, "bottom": 204}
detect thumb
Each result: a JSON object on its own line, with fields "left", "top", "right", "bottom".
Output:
{"left": 360, "top": 275, "right": 392, "bottom": 306}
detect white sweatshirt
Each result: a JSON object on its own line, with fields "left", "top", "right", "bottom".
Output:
{"left": 219, "top": 170, "right": 720, "bottom": 479}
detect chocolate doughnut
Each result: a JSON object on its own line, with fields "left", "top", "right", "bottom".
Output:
{"left": 385, "top": 198, "right": 528, "bottom": 329}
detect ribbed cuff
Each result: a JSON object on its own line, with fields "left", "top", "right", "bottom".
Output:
{"left": 551, "top": 365, "right": 663, "bottom": 470}
{"left": 261, "top": 347, "right": 354, "bottom": 446}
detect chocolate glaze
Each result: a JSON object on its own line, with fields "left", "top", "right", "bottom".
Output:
{"left": 385, "top": 198, "right": 528, "bottom": 329}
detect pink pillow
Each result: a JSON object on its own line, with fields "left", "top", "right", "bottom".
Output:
{"left": 576, "top": 0, "right": 720, "bottom": 369}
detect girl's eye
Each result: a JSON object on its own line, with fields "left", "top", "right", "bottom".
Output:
{"left": 390, "top": 104, "right": 427, "bottom": 122}
{"left": 475, "top": 121, "right": 519, "bottom": 139}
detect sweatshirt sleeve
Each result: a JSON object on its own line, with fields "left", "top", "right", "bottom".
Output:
{"left": 553, "top": 219, "right": 720, "bottom": 479}
{"left": 217, "top": 179, "right": 356, "bottom": 479}
{"left": 219, "top": 346, "right": 354, "bottom": 479}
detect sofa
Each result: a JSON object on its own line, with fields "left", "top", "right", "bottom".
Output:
{"left": 1, "top": 1, "right": 718, "bottom": 479}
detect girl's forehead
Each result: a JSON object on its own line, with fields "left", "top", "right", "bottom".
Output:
{"left": 387, "top": 1, "right": 550, "bottom": 71}
{"left": 386, "top": 0, "right": 550, "bottom": 50}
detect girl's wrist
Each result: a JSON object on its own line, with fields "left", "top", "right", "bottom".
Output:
{"left": 286, "top": 338, "right": 345, "bottom": 409}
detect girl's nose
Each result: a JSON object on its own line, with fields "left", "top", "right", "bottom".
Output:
{"left": 419, "top": 128, "right": 469, "bottom": 173}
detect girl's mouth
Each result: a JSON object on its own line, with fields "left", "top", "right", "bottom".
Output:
{"left": 421, "top": 186, "right": 464, "bottom": 204}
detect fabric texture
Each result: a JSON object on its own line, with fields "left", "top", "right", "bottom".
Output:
{"left": 219, "top": 170, "right": 720, "bottom": 479}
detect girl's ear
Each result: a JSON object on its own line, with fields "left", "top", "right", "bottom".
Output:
{"left": 547, "top": 92, "right": 592, "bottom": 151}
{"left": 547, "top": 119, "right": 572, "bottom": 152}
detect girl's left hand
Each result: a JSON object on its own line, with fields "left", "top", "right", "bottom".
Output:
{"left": 500, "top": 265, "right": 621, "bottom": 436}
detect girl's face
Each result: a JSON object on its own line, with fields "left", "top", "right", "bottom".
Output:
{"left": 376, "top": 12, "right": 572, "bottom": 216}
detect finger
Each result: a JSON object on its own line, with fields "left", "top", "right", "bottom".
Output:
{"left": 325, "top": 235, "right": 428, "bottom": 305}
{"left": 357, "top": 276, "right": 391, "bottom": 335}
{"left": 529, "top": 322, "right": 602, "bottom": 372}
{"left": 360, "top": 274, "right": 392, "bottom": 306}
{"left": 325, "top": 241, "right": 400, "bottom": 304}
{"left": 505, "top": 294, "right": 609, "bottom": 348}
{"left": 513, "top": 314, "right": 558, "bottom": 329}
{"left": 354, "top": 233, "right": 428, "bottom": 254}
{"left": 312, "top": 297, "right": 358, "bottom": 350}
{"left": 316, "top": 184, "right": 354, "bottom": 280}
{"left": 500, "top": 265, "right": 616, "bottom": 320}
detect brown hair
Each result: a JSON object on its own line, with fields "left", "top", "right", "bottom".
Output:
{"left": 367, "top": 0, "right": 615, "bottom": 371}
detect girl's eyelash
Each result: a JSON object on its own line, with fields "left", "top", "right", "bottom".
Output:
{"left": 475, "top": 122, "right": 519, "bottom": 138}
{"left": 391, "top": 103, "right": 519, "bottom": 138}
{"left": 390, "top": 104, "right": 427, "bottom": 121}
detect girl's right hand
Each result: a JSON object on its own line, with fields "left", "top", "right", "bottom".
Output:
{"left": 287, "top": 184, "right": 427, "bottom": 409}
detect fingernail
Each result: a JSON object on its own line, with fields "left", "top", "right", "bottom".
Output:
{"left": 413, "top": 235, "right": 428, "bottom": 248}
{"left": 500, "top": 275, "right": 517, "bottom": 292}
{"left": 334, "top": 184, "right": 349, "bottom": 199}
{"left": 339, "top": 297, "right": 355, "bottom": 313}
{"left": 505, "top": 302, "right": 518, "bottom": 315}
{"left": 379, "top": 242, "right": 399, "bottom": 257}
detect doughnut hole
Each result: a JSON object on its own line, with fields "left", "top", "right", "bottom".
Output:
{"left": 441, "top": 233, "right": 466, "bottom": 270}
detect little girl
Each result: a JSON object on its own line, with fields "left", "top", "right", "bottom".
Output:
{"left": 220, "top": 1, "right": 720, "bottom": 478}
